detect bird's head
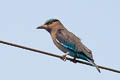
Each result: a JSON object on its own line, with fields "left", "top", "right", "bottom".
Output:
{"left": 37, "top": 19, "right": 62, "bottom": 33}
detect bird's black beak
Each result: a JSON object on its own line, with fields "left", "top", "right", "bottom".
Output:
{"left": 36, "top": 25, "right": 45, "bottom": 29}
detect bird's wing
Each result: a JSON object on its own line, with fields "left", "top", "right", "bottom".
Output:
{"left": 56, "top": 29, "right": 100, "bottom": 72}
{"left": 56, "top": 29, "right": 94, "bottom": 60}
{"left": 56, "top": 29, "right": 80, "bottom": 51}
{"left": 77, "top": 42, "right": 94, "bottom": 61}
{"left": 51, "top": 29, "right": 70, "bottom": 53}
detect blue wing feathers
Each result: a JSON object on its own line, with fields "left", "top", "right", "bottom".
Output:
{"left": 61, "top": 43, "right": 75, "bottom": 51}
{"left": 56, "top": 29, "right": 93, "bottom": 61}
{"left": 60, "top": 43, "right": 90, "bottom": 61}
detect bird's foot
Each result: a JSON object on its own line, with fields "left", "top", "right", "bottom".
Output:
{"left": 61, "top": 52, "right": 69, "bottom": 61}
{"left": 72, "top": 57, "right": 77, "bottom": 63}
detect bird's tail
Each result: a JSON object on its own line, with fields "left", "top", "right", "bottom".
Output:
{"left": 87, "top": 59, "right": 101, "bottom": 73}
{"left": 92, "top": 61, "right": 101, "bottom": 73}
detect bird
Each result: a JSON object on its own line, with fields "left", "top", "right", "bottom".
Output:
{"left": 36, "top": 18, "right": 101, "bottom": 73}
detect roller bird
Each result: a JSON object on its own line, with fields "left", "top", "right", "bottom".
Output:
{"left": 36, "top": 19, "right": 100, "bottom": 73}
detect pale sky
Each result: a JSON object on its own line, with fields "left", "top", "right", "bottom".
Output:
{"left": 0, "top": 0, "right": 120, "bottom": 80}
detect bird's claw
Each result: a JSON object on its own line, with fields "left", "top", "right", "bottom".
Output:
{"left": 72, "top": 59, "right": 77, "bottom": 63}
{"left": 71, "top": 57, "right": 77, "bottom": 63}
{"left": 61, "top": 55, "right": 67, "bottom": 61}
{"left": 61, "top": 52, "right": 69, "bottom": 61}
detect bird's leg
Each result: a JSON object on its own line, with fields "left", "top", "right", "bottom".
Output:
{"left": 61, "top": 52, "right": 69, "bottom": 61}
{"left": 72, "top": 57, "right": 77, "bottom": 63}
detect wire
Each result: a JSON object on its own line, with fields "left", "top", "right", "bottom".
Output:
{"left": 0, "top": 40, "right": 120, "bottom": 73}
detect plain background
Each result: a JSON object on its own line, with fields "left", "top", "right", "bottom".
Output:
{"left": 0, "top": 0, "right": 120, "bottom": 80}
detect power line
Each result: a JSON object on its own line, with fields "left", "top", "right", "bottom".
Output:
{"left": 0, "top": 40, "right": 120, "bottom": 73}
